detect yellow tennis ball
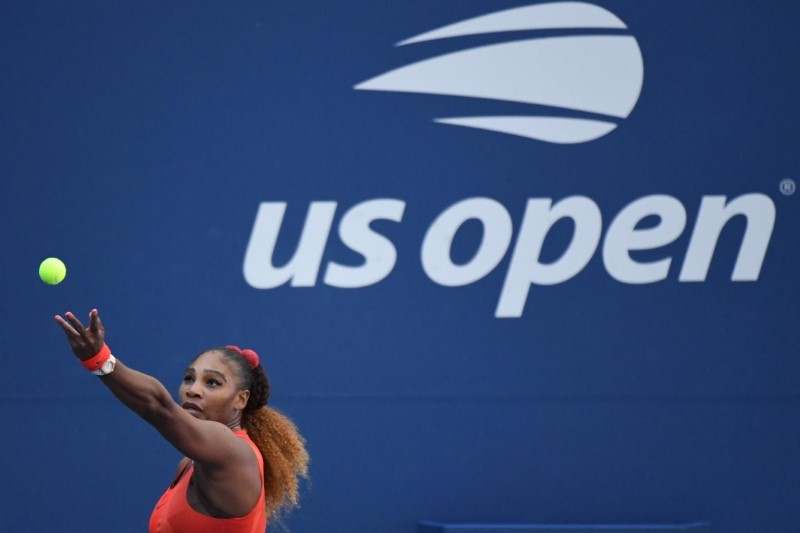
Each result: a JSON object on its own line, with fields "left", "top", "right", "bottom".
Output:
{"left": 39, "top": 257, "right": 67, "bottom": 285}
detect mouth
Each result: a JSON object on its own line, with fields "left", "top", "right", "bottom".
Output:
{"left": 182, "top": 402, "right": 203, "bottom": 413}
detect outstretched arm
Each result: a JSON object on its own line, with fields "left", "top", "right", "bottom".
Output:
{"left": 55, "top": 310, "right": 252, "bottom": 470}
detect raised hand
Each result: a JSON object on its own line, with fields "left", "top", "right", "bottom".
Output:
{"left": 55, "top": 309, "right": 106, "bottom": 361}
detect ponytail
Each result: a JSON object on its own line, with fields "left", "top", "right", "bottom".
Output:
{"left": 216, "top": 346, "right": 310, "bottom": 523}
{"left": 243, "top": 406, "right": 310, "bottom": 521}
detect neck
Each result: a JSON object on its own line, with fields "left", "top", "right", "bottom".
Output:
{"left": 226, "top": 414, "right": 243, "bottom": 431}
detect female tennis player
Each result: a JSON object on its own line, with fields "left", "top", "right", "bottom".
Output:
{"left": 55, "top": 309, "right": 309, "bottom": 532}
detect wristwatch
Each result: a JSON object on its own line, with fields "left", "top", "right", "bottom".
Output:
{"left": 92, "top": 354, "right": 117, "bottom": 376}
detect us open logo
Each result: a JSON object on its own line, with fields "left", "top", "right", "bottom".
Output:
{"left": 243, "top": 1, "right": 777, "bottom": 318}
{"left": 355, "top": 1, "right": 644, "bottom": 144}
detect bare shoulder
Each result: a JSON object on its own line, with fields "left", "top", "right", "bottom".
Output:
{"left": 153, "top": 406, "right": 252, "bottom": 468}
{"left": 193, "top": 426, "right": 258, "bottom": 474}
{"left": 190, "top": 430, "right": 262, "bottom": 517}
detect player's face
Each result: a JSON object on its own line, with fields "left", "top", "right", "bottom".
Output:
{"left": 179, "top": 351, "right": 246, "bottom": 426}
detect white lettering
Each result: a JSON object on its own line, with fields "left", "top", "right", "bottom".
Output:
{"left": 243, "top": 202, "right": 336, "bottom": 289}
{"left": 242, "top": 193, "right": 777, "bottom": 317}
{"left": 496, "top": 196, "right": 602, "bottom": 318}
{"left": 421, "top": 198, "right": 513, "bottom": 286}
{"left": 603, "top": 195, "right": 687, "bottom": 283}
{"left": 679, "top": 193, "right": 776, "bottom": 281}
{"left": 324, "top": 199, "right": 406, "bottom": 288}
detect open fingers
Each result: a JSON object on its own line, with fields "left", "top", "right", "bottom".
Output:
{"left": 94, "top": 310, "right": 105, "bottom": 336}
{"left": 54, "top": 315, "right": 80, "bottom": 338}
{"left": 64, "top": 311, "right": 86, "bottom": 331}
{"left": 89, "top": 309, "right": 106, "bottom": 343}
{"left": 89, "top": 309, "right": 99, "bottom": 336}
{"left": 64, "top": 312, "right": 92, "bottom": 343}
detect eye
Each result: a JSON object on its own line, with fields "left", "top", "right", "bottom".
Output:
{"left": 183, "top": 375, "right": 194, "bottom": 384}
{"left": 207, "top": 379, "right": 221, "bottom": 387}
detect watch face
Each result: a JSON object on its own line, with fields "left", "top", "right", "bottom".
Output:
{"left": 96, "top": 357, "right": 116, "bottom": 375}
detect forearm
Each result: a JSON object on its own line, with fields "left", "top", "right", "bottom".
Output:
{"left": 98, "top": 360, "right": 175, "bottom": 422}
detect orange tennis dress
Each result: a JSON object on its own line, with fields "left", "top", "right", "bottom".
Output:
{"left": 149, "top": 429, "right": 267, "bottom": 533}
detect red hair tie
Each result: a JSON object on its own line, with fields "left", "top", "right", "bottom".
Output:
{"left": 226, "top": 345, "right": 259, "bottom": 369}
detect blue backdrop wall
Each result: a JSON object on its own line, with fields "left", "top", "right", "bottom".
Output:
{"left": 1, "top": 1, "right": 798, "bottom": 532}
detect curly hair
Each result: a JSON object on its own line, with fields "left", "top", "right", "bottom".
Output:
{"left": 215, "top": 347, "right": 310, "bottom": 524}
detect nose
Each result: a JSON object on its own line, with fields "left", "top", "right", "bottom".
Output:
{"left": 185, "top": 380, "right": 202, "bottom": 398}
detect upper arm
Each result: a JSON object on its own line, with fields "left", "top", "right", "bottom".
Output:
{"left": 149, "top": 402, "right": 251, "bottom": 468}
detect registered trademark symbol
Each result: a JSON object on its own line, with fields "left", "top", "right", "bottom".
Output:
{"left": 779, "top": 178, "right": 796, "bottom": 196}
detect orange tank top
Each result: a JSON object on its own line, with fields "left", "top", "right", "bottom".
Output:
{"left": 149, "top": 429, "right": 267, "bottom": 533}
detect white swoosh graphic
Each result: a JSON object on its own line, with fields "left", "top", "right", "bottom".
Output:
{"left": 399, "top": 1, "right": 627, "bottom": 45}
{"left": 355, "top": 36, "right": 644, "bottom": 118}
{"left": 435, "top": 116, "right": 617, "bottom": 144}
